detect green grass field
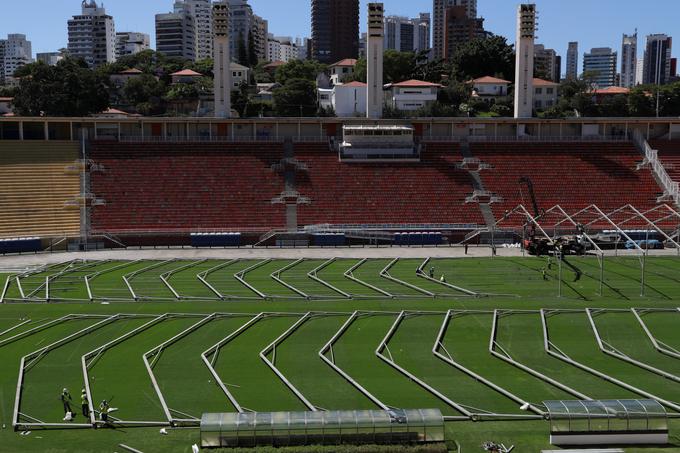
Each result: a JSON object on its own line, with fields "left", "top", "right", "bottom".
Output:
{"left": 1, "top": 255, "right": 680, "bottom": 452}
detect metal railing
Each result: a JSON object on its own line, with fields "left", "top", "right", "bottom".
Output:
{"left": 114, "top": 135, "right": 326, "bottom": 144}
{"left": 633, "top": 130, "right": 680, "bottom": 206}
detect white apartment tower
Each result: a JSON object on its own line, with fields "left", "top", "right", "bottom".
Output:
{"left": 213, "top": 1, "right": 232, "bottom": 118}
{"left": 514, "top": 4, "right": 537, "bottom": 119}
{"left": 115, "top": 32, "right": 150, "bottom": 58}
{"left": 621, "top": 32, "right": 637, "bottom": 88}
{"left": 178, "top": 0, "right": 213, "bottom": 60}
{"left": 0, "top": 34, "right": 33, "bottom": 85}
{"left": 366, "top": 3, "right": 384, "bottom": 119}
{"left": 433, "top": 0, "right": 476, "bottom": 60}
{"left": 67, "top": 0, "right": 116, "bottom": 68}
{"left": 384, "top": 14, "right": 431, "bottom": 53}
{"left": 156, "top": 4, "right": 196, "bottom": 61}
{"left": 566, "top": 41, "right": 578, "bottom": 80}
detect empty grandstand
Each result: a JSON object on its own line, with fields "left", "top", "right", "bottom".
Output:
{"left": 0, "top": 117, "right": 679, "bottom": 249}
{"left": 0, "top": 141, "right": 81, "bottom": 238}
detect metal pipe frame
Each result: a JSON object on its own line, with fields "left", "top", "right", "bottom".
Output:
{"left": 380, "top": 258, "right": 435, "bottom": 297}
{"left": 234, "top": 259, "right": 271, "bottom": 299}
{"left": 318, "top": 311, "right": 391, "bottom": 411}
{"left": 259, "top": 313, "right": 318, "bottom": 411}
{"left": 199, "top": 259, "right": 262, "bottom": 300}
{"left": 540, "top": 309, "right": 680, "bottom": 413}
{"left": 84, "top": 260, "right": 144, "bottom": 302}
{"left": 343, "top": 259, "right": 393, "bottom": 298}
{"left": 82, "top": 314, "right": 168, "bottom": 427}
{"left": 632, "top": 308, "right": 680, "bottom": 360}
{"left": 269, "top": 259, "right": 310, "bottom": 299}
{"left": 200, "top": 312, "right": 307, "bottom": 414}
{"left": 586, "top": 308, "right": 680, "bottom": 383}
{"left": 429, "top": 310, "right": 546, "bottom": 419}
{"left": 306, "top": 258, "right": 353, "bottom": 299}
{"left": 45, "top": 261, "right": 110, "bottom": 303}
{"left": 416, "top": 258, "right": 478, "bottom": 296}
{"left": 122, "top": 260, "right": 176, "bottom": 301}
{"left": 13, "top": 314, "right": 137, "bottom": 430}
{"left": 375, "top": 311, "right": 477, "bottom": 419}
{"left": 488, "top": 310, "right": 591, "bottom": 400}
{"left": 159, "top": 259, "right": 210, "bottom": 301}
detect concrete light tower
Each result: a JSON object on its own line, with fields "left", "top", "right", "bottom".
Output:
{"left": 366, "top": 3, "right": 384, "bottom": 119}
{"left": 514, "top": 4, "right": 537, "bottom": 119}
{"left": 213, "top": 1, "right": 231, "bottom": 118}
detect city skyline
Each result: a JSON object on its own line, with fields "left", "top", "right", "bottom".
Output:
{"left": 0, "top": 0, "right": 676, "bottom": 69}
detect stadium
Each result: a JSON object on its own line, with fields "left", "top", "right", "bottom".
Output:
{"left": 0, "top": 114, "right": 679, "bottom": 453}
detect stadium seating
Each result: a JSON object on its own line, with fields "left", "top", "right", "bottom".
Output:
{"left": 0, "top": 141, "right": 80, "bottom": 238}
{"left": 650, "top": 140, "right": 680, "bottom": 184}
{"left": 472, "top": 142, "right": 663, "bottom": 226}
{"left": 89, "top": 142, "right": 286, "bottom": 233}
{"left": 294, "top": 142, "right": 485, "bottom": 226}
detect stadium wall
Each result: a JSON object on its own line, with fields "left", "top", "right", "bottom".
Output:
{"left": 1, "top": 117, "right": 680, "bottom": 142}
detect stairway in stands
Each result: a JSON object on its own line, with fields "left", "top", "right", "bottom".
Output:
{"left": 459, "top": 137, "right": 497, "bottom": 228}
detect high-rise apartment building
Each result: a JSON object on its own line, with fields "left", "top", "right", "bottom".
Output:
{"left": 620, "top": 32, "right": 637, "bottom": 88}
{"left": 36, "top": 51, "right": 64, "bottom": 66}
{"left": 534, "top": 44, "right": 560, "bottom": 83}
{"left": 643, "top": 34, "right": 673, "bottom": 85}
{"left": 433, "top": 0, "right": 477, "bottom": 61}
{"left": 115, "top": 32, "right": 150, "bottom": 59}
{"left": 583, "top": 47, "right": 617, "bottom": 88}
{"left": 228, "top": 0, "right": 253, "bottom": 61}
{"left": 311, "top": 0, "right": 360, "bottom": 64}
{"left": 179, "top": 0, "right": 213, "bottom": 60}
{"left": 67, "top": 0, "right": 116, "bottom": 68}
{"left": 442, "top": 6, "right": 485, "bottom": 61}
{"left": 156, "top": 3, "right": 196, "bottom": 60}
{"left": 251, "top": 15, "right": 269, "bottom": 62}
{"left": 0, "top": 34, "right": 32, "bottom": 85}
{"left": 384, "top": 14, "right": 430, "bottom": 53}
{"left": 566, "top": 41, "right": 578, "bottom": 80}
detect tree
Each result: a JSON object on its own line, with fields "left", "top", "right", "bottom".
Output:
{"left": 449, "top": 35, "right": 515, "bottom": 82}
{"left": 231, "top": 81, "right": 251, "bottom": 117}
{"left": 272, "top": 78, "right": 317, "bottom": 116}
{"left": 12, "top": 57, "right": 109, "bottom": 116}
{"left": 275, "top": 60, "right": 326, "bottom": 85}
{"left": 628, "top": 87, "right": 655, "bottom": 117}
{"left": 123, "top": 73, "right": 166, "bottom": 115}
{"left": 383, "top": 50, "right": 416, "bottom": 83}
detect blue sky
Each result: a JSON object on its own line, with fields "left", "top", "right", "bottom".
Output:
{"left": 0, "top": 0, "right": 676, "bottom": 70}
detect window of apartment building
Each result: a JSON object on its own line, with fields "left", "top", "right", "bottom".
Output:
{"left": 535, "top": 88, "right": 543, "bottom": 94}
{"left": 546, "top": 88, "right": 554, "bottom": 94}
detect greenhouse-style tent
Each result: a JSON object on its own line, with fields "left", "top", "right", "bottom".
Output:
{"left": 200, "top": 409, "right": 445, "bottom": 448}
{"left": 544, "top": 399, "right": 668, "bottom": 446}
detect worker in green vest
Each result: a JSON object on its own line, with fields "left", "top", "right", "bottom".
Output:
{"left": 99, "top": 400, "right": 110, "bottom": 423}
{"left": 81, "top": 389, "right": 89, "bottom": 418}
{"left": 61, "top": 388, "right": 74, "bottom": 417}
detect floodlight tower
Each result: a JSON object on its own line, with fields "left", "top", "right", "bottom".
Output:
{"left": 213, "top": 1, "right": 231, "bottom": 118}
{"left": 514, "top": 4, "right": 537, "bottom": 119}
{"left": 366, "top": 3, "right": 384, "bottom": 119}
